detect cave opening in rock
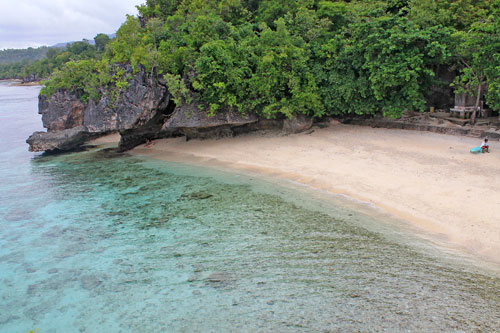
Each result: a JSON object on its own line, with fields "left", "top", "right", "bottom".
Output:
{"left": 117, "top": 94, "right": 179, "bottom": 151}
{"left": 159, "top": 97, "right": 176, "bottom": 125}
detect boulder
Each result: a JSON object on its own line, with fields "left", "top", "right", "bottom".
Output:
{"left": 282, "top": 115, "right": 313, "bottom": 134}
{"left": 162, "top": 102, "right": 258, "bottom": 139}
{"left": 26, "top": 126, "right": 99, "bottom": 152}
{"left": 164, "top": 103, "right": 258, "bottom": 129}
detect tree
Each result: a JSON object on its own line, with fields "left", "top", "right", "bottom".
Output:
{"left": 108, "top": 15, "right": 144, "bottom": 69}
{"left": 244, "top": 19, "right": 324, "bottom": 118}
{"left": 453, "top": 5, "right": 500, "bottom": 123}
{"left": 36, "top": 0, "right": 500, "bottom": 121}
{"left": 67, "top": 41, "right": 94, "bottom": 56}
{"left": 94, "top": 34, "right": 111, "bottom": 52}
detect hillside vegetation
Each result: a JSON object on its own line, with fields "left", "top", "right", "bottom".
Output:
{"left": 40, "top": 0, "right": 500, "bottom": 119}
{"left": 0, "top": 46, "right": 49, "bottom": 64}
{"left": 0, "top": 35, "right": 110, "bottom": 82}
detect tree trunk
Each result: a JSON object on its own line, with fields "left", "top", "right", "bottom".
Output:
{"left": 471, "top": 84, "right": 482, "bottom": 125}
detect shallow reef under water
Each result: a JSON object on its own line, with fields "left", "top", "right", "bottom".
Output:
{"left": 0, "top": 146, "right": 499, "bottom": 332}
{"left": 0, "top": 81, "right": 499, "bottom": 332}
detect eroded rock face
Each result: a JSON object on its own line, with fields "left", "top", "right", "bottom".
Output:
{"left": 27, "top": 67, "right": 288, "bottom": 153}
{"left": 282, "top": 115, "right": 313, "bottom": 134}
{"left": 160, "top": 102, "right": 259, "bottom": 140}
{"left": 39, "top": 92, "right": 85, "bottom": 132}
{"left": 163, "top": 103, "right": 258, "bottom": 130}
{"left": 28, "top": 67, "right": 171, "bottom": 152}
{"left": 26, "top": 126, "right": 99, "bottom": 152}
{"left": 38, "top": 69, "right": 169, "bottom": 134}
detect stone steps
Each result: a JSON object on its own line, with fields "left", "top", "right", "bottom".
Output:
{"left": 467, "top": 129, "right": 484, "bottom": 138}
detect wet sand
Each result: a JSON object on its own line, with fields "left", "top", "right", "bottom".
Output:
{"left": 128, "top": 123, "right": 500, "bottom": 266}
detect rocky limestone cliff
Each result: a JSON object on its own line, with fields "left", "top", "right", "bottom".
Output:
{"left": 161, "top": 102, "right": 259, "bottom": 140}
{"left": 26, "top": 126, "right": 100, "bottom": 152}
{"left": 27, "top": 67, "right": 313, "bottom": 152}
{"left": 28, "top": 67, "right": 171, "bottom": 152}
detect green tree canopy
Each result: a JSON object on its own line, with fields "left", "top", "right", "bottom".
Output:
{"left": 32, "top": 0, "right": 500, "bottom": 119}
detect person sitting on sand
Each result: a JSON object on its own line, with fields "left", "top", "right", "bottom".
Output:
{"left": 481, "top": 138, "right": 489, "bottom": 153}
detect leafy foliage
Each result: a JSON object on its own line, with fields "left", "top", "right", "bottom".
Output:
{"left": 33, "top": 0, "right": 500, "bottom": 118}
{"left": 0, "top": 35, "right": 111, "bottom": 80}
{"left": 40, "top": 60, "right": 129, "bottom": 104}
{"left": 452, "top": 1, "right": 500, "bottom": 114}
{"left": 0, "top": 46, "right": 49, "bottom": 64}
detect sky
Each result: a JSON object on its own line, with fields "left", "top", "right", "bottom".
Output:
{"left": 0, "top": 0, "right": 142, "bottom": 50}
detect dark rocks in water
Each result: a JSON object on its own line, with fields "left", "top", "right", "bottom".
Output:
{"left": 139, "top": 217, "right": 170, "bottom": 230}
{"left": 205, "top": 272, "right": 234, "bottom": 288}
{"left": 0, "top": 313, "right": 20, "bottom": 325}
{"left": 5, "top": 208, "right": 33, "bottom": 221}
{"left": 26, "top": 126, "right": 100, "bottom": 152}
{"left": 205, "top": 273, "right": 227, "bottom": 282}
{"left": 26, "top": 284, "right": 39, "bottom": 295}
{"left": 181, "top": 191, "right": 213, "bottom": 200}
{"left": 80, "top": 275, "right": 102, "bottom": 290}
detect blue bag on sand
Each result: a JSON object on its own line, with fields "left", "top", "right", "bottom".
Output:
{"left": 470, "top": 146, "right": 482, "bottom": 153}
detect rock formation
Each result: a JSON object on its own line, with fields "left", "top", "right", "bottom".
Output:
{"left": 282, "top": 114, "right": 313, "bottom": 134}
{"left": 27, "top": 67, "right": 312, "bottom": 152}
{"left": 28, "top": 67, "right": 171, "bottom": 152}
{"left": 26, "top": 126, "right": 99, "bottom": 152}
{"left": 161, "top": 102, "right": 259, "bottom": 140}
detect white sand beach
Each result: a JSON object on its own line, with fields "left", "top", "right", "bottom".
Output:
{"left": 128, "top": 123, "right": 500, "bottom": 266}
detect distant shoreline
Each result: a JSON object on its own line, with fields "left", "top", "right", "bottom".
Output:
{"left": 14, "top": 81, "right": 41, "bottom": 86}
{"left": 0, "top": 79, "right": 21, "bottom": 83}
{"left": 0, "top": 79, "right": 41, "bottom": 86}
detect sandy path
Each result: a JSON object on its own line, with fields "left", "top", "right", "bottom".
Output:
{"left": 130, "top": 123, "right": 500, "bottom": 265}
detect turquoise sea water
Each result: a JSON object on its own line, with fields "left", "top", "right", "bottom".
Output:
{"left": 0, "top": 81, "right": 499, "bottom": 332}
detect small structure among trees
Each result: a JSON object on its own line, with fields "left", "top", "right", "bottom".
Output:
{"left": 450, "top": 92, "right": 481, "bottom": 119}
{"left": 450, "top": 87, "right": 491, "bottom": 120}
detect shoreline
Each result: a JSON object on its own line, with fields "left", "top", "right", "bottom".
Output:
{"left": 0, "top": 79, "right": 41, "bottom": 86}
{"left": 124, "top": 123, "right": 500, "bottom": 268}
{"left": 12, "top": 81, "right": 41, "bottom": 86}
